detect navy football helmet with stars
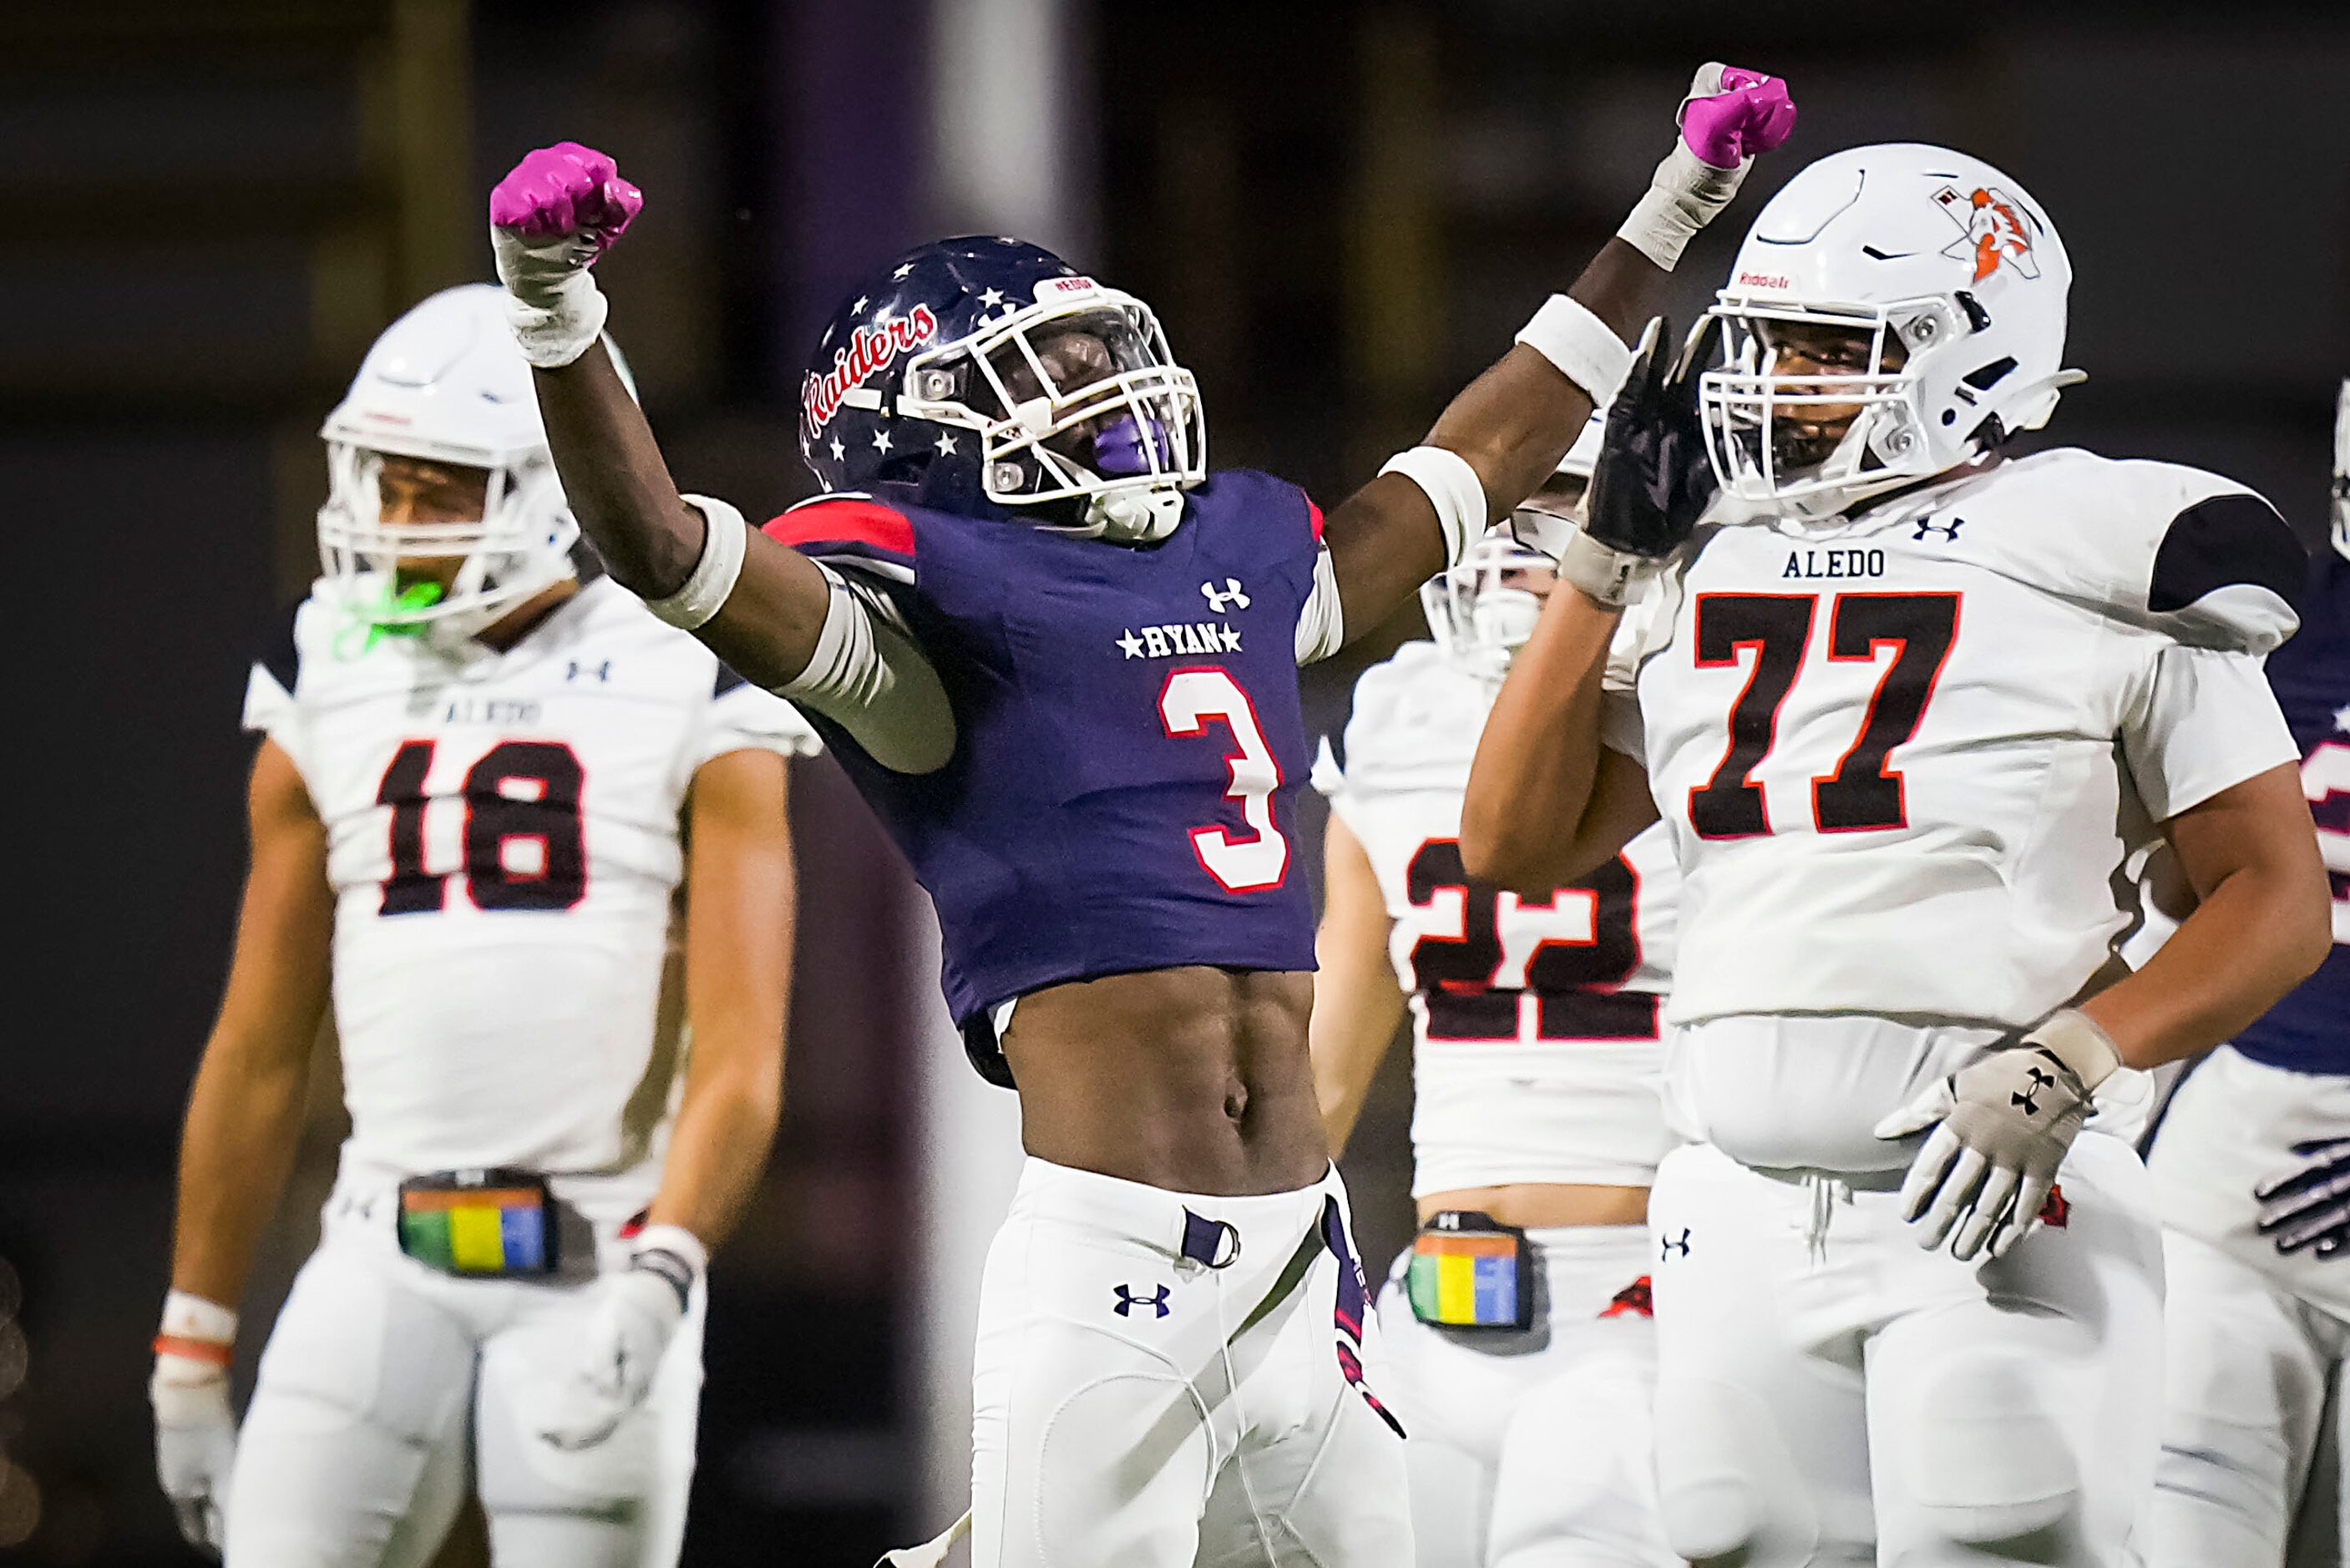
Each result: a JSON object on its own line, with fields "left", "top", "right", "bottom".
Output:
{"left": 798, "top": 236, "right": 1207, "bottom": 544}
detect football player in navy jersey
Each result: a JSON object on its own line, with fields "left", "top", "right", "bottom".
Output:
{"left": 483, "top": 65, "right": 1796, "bottom": 1568}
{"left": 2147, "top": 382, "right": 2350, "bottom": 1565}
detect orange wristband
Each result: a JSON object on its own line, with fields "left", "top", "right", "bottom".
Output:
{"left": 154, "top": 1333, "right": 233, "bottom": 1367}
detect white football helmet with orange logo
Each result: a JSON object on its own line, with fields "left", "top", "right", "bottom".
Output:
{"left": 317, "top": 284, "right": 587, "bottom": 640}
{"left": 1699, "top": 142, "right": 2081, "bottom": 517}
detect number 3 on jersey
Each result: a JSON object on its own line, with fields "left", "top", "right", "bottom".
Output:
{"left": 1159, "top": 666, "right": 1288, "bottom": 893}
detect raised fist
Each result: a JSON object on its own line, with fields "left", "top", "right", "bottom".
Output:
{"left": 491, "top": 141, "right": 642, "bottom": 261}
{"left": 489, "top": 142, "right": 643, "bottom": 367}
{"left": 1679, "top": 64, "right": 1799, "bottom": 170}
{"left": 1619, "top": 63, "right": 1797, "bottom": 271}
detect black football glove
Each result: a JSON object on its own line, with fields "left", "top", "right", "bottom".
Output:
{"left": 1584, "top": 312, "right": 1722, "bottom": 559}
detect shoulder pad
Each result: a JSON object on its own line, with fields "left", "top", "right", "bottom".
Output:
{"left": 763, "top": 494, "right": 918, "bottom": 579}
{"left": 254, "top": 598, "right": 304, "bottom": 696}
{"left": 1904, "top": 452, "right": 2305, "bottom": 654}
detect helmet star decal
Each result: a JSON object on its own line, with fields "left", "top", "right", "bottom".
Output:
{"left": 1933, "top": 185, "right": 2039, "bottom": 282}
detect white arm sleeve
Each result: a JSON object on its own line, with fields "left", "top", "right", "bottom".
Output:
{"left": 1295, "top": 544, "right": 1346, "bottom": 664}
{"left": 777, "top": 564, "right": 957, "bottom": 775}
{"left": 2121, "top": 644, "right": 2300, "bottom": 821}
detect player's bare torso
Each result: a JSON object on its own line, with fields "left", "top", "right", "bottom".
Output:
{"left": 1005, "top": 967, "right": 1324, "bottom": 1194}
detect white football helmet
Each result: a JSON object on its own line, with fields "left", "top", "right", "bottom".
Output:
{"left": 2332, "top": 378, "right": 2350, "bottom": 562}
{"left": 317, "top": 283, "right": 580, "bottom": 641}
{"left": 1699, "top": 143, "right": 2081, "bottom": 517}
{"left": 1424, "top": 414, "right": 1603, "bottom": 681}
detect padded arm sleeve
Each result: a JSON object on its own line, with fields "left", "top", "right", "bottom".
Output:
{"left": 776, "top": 564, "right": 957, "bottom": 775}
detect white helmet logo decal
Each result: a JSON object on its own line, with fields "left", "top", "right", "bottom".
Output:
{"left": 1933, "top": 185, "right": 2039, "bottom": 283}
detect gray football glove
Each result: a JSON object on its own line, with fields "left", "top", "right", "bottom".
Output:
{"left": 1873, "top": 1010, "right": 2120, "bottom": 1261}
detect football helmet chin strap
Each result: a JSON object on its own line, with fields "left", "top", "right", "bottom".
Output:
{"left": 1085, "top": 483, "right": 1185, "bottom": 544}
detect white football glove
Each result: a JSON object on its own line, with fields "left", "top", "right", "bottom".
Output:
{"left": 1873, "top": 1010, "right": 2120, "bottom": 1262}
{"left": 535, "top": 1226, "right": 703, "bottom": 1451}
{"left": 149, "top": 1292, "right": 239, "bottom": 1558}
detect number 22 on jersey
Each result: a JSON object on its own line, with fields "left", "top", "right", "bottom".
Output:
{"left": 1687, "top": 590, "right": 1960, "bottom": 839}
{"left": 373, "top": 739, "right": 588, "bottom": 915}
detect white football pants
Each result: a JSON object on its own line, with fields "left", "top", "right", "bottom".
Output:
{"left": 2148, "top": 1045, "right": 2350, "bottom": 1566}
{"left": 968, "top": 1158, "right": 1414, "bottom": 1568}
{"left": 224, "top": 1166, "right": 701, "bottom": 1568}
{"left": 1646, "top": 1135, "right": 2164, "bottom": 1567}
{"left": 1375, "top": 1222, "right": 1675, "bottom": 1568}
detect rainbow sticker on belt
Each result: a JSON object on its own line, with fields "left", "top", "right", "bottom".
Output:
{"left": 1405, "top": 1216, "right": 1533, "bottom": 1329}
{"left": 398, "top": 1181, "right": 555, "bottom": 1276}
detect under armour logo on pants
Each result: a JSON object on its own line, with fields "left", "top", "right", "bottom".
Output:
{"left": 1112, "top": 1283, "right": 1171, "bottom": 1318}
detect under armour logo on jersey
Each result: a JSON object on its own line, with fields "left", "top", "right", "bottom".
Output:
{"left": 2013, "top": 1065, "right": 2058, "bottom": 1115}
{"left": 1201, "top": 578, "right": 1251, "bottom": 614}
{"left": 1112, "top": 1283, "right": 1172, "bottom": 1318}
{"left": 1912, "top": 517, "right": 1966, "bottom": 543}
{"left": 567, "top": 660, "right": 612, "bottom": 682}
{"left": 1660, "top": 1228, "right": 1691, "bottom": 1259}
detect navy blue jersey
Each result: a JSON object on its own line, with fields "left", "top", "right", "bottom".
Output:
{"left": 2233, "top": 549, "right": 2350, "bottom": 1075}
{"left": 767, "top": 471, "right": 1324, "bottom": 1080}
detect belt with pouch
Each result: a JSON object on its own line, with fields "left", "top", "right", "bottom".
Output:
{"left": 1405, "top": 1210, "right": 1535, "bottom": 1330}
{"left": 396, "top": 1168, "right": 561, "bottom": 1278}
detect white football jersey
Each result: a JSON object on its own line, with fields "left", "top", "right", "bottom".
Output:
{"left": 1611, "top": 448, "right": 2300, "bottom": 1037}
{"left": 1318, "top": 640, "right": 1679, "bottom": 1195}
{"left": 245, "top": 576, "right": 819, "bottom": 1219}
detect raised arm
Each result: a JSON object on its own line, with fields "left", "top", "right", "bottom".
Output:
{"left": 489, "top": 148, "right": 952, "bottom": 773}
{"left": 1310, "top": 811, "right": 1409, "bottom": 1154}
{"left": 1316, "top": 65, "right": 1795, "bottom": 641}
{"left": 1461, "top": 316, "right": 1714, "bottom": 889}
{"left": 153, "top": 737, "right": 334, "bottom": 1555}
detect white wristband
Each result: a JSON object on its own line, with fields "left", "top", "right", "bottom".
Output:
{"left": 1555, "top": 525, "right": 1654, "bottom": 609}
{"left": 1617, "top": 142, "right": 1749, "bottom": 272}
{"left": 1515, "top": 296, "right": 1634, "bottom": 410}
{"left": 498, "top": 261, "right": 610, "bottom": 369}
{"left": 1378, "top": 446, "right": 1487, "bottom": 569}
{"left": 644, "top": 495, "right": 749, "bottom": 630}
{"left": 161, "top": 1290, "right": 237, "bottom": 1344}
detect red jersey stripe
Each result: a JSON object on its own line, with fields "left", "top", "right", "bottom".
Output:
{"left": 762, "top": 498, "right": 916, "bottom": 558}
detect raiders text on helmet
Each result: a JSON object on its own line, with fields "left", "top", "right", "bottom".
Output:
{"left": 798, "top": 237, "right": 1206, "bottom": 544}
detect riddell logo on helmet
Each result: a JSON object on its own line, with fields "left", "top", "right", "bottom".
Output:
{"left": 1735, "top": 271, "right": 1791, "bottom": 291}
{"left": 1933, "top": 185, "right": 2039, "bottom": 283}
{"left": 802, "top": 304, "right": 942, "bottom": 434}
{"left": 1036, "top": 276, "right": 1102, "bottom": 299}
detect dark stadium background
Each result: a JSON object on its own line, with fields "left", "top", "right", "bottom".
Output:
{"left": 7, "top": 1, "right": 2347, "bottom": 1561}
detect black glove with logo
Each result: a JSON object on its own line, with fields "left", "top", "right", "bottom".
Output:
{"left": 1559, "top": 314, "right": 1722, "bottom": 605}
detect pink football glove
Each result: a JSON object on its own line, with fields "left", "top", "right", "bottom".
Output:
{"left": 1618, "top": 63, "right": 1799, "bottom": 271}
{"left": 490, "top": 141, "right": 642, "bottom": 256}
{"left": 1680, "top": 65, "right": 1799, "bottom": 170}
{"left": 489, "top": 142, "right": 643, "bottom": 367}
